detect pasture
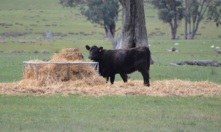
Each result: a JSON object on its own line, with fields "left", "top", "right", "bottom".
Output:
{"left": 1, "top": 95, "right": 221, "bottom": 132}
{"left": 0, "top": 0, "right": 221, "bottom": 131}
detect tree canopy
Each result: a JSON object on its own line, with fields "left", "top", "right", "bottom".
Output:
{"left": 184, "top": 0, "right": 220, "bottom": 39}
{"left": 150, "top": 0, "right": 184, "bottom": 39}
{"left": 151, "top": 0, "right": 220, "bottom": 40}
{"left": 59, "top": 0, "right": 119, "bottom": 37}
{"left": 208, "top": 0, "right": 221, "bottom": 27}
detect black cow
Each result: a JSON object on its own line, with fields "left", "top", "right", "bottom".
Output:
{"left": 86, "top": 45, "right": 151, "bottom": 86}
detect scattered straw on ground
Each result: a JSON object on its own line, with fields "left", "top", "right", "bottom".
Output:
{"left": 0, "top": 79, "right": 221, "bottom": 96}
{"left": 0, "top": 48, "right": 221, "bottom": 96}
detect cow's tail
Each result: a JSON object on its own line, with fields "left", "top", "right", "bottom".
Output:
{"left": 150, "top": 56, "right": 154, "bottom": 64}
{"left": 147, "top": 48, "right": 154, "bottom": 65}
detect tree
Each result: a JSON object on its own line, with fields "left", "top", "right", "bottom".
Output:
{"left": 184, "top": 0, "right": 189, "bottom": 39}
{"left": 59, "top": 0, "right": 119, "bottom": 37}
{"left": 116, "top": 0, "right": 149, "bottom": 49}
{"left": 184, "top": 0, "right": 220, "bottom": 39}
{"left": 184, "top": 0, "right": 209, "bottom": 39}
{"left": 60, "top": 0, "right": 149, "bottom": 49}
{"left": 59, "top": 0, "right": 84, "bottom": 7}
{"left": 150, "top": 0, "right": 184, "bottom": 40}
{"left": 208, "top": 0, "right": 221, "bottom": 27}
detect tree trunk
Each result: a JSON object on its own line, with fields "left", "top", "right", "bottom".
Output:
{"left": 170, "top": 1, "right": 178, "bottom": 40}
{"left": 184, "top": 0, "right": 188, "bottom": 39}
{"left": 104, "top": 23, "right": 116, "bottom": 38}
{"left": 189, "top": 16, "right": 201, "bottom": 39}
{"left": 187, "top": 0, "right": 209, "bottom": 39}
{"left": 170, "top": 20, "right": 177, "bottom": 40}
{"left": 118, "top": 0, "right": 148, "bottom": 49}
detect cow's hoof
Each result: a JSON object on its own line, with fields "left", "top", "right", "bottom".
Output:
{"left": 144, "top": 83, "right": 150, "bottom": 87}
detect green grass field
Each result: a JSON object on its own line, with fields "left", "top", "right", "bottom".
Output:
{"left": 0, "top": 0, "right": 221, "bottom": 131}
{"left": 1, "top": 40, "right": 220, "bottom": 83}
{"left": 0, "top": 0, "right": 220, "bottom": 83}
{"left": 1, "top": 95, "right": 221, "bottom": 132}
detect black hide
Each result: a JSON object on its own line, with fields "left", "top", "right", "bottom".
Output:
{"left": 86, "top": 45, "right": 151, "bottom": 86}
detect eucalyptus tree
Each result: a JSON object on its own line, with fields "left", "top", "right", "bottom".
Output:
{"left": 60, "top": 0, "right": 150, "bottom": 49}
{"left": 59, "top": 0, "right": 119, "bottom": 37}
{"left": 184, "top": 0, "right": 220, "bottom": 39}
{"left": 116, "top": 0, "right": 149, "bottom": 49}
{"left": 150, "top": 0, "right": 184, "bottom": 40}
{"left": 207, "top": 0, "right": 221, "bottom": 27}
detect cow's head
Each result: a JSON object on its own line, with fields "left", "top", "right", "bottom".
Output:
{"left": 85, "top": 45, "right": 103, "bottom": 61}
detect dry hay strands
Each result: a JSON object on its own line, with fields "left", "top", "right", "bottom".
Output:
{"left": 22, "top": 48, "right": 105, "bottom": 86}
{"left": 150, "top": 79, "right": 221, "bottom": 96}
{"left": 1, "top": 79, "right": 221, "bottom": 96}
{"left": 8, "top": 48, "right": 221, "bottom": 96}
{"left": 51, "top": 48, "right": 83, "bottom": 61}
{"left": 23, "top": 61, "right": 105, "bottom": 86}
{"left": 23, "top": 59, "right": 45, "bottom": 80}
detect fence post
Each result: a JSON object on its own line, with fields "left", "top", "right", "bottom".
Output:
{"left": 67, "top": 63, "right": 70, "bottom": 80}
{"left": 35, "top": 64, "right": 38, "bottom": 80}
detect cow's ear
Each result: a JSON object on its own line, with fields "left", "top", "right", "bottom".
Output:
{"left": 85, "top": 45, "right": 90, "bottom": 50}
{"left": 99, "top": 47, "right": 103, "bottom": 52}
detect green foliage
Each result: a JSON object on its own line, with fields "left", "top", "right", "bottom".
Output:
{"left": 183, "top": 0, "right": 220, "bottom": 39}
{"left": 59, "top": 0, "right": 82, "bottom": 7}
{"left": 150, "top": 0, "right": 184, "bottom": 39}
{"left": 81, "top": 0, "right": 119, "bottom": 26}
{"left": 151, "top": 0, "right": 184, "bottom": 23}
{"left": 208, "top": 0, "right": 221, "bottom": 26}
{"left": 186, "top": 0, "right": 205, "bottom": 23}
{"left": 58, "top": 0, "right": 119, "bottom": 36}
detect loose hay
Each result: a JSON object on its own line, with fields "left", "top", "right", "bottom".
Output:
{"left": 0, "top": 48, "right": 221, "bottom": 96}
{"left": 0, "top": 80, "right": 221, "bottom": 96}
{"left": 22, "top": 48, "right": 105, "bottom": 86}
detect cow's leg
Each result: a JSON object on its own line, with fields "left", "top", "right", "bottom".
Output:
{"left": 110, "top": 74, "right": 115, "bottom": 84}
{"left": 120, "top": 73, "right": 128, "bottom": 83}
{"left": 105, "top": 76, "right": 109, "bottom": 83}
{"left": 141, "top": 70, "right": 149, "bottom": 86}
{"left": 146, "top": 71, "right": 150, "bottom": 86}
{"left": 138, "top": 67, "right": 150, "bottom": 86}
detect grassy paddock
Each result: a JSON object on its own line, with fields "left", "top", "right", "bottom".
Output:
{"left": 1, "top": 39, "right": 220, "bottom": 83}
{"left": 0, "top": 0, "right": 221, "bottom": 131}
{"left": 0, "top": 95, "right": 221, "bottom": 132}
{"left": 0, "top": 0, "right": 220, "bottom": 83}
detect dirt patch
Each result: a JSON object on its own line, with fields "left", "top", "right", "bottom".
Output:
{"left": 0, "top": 48, "right": 221, "bottom": 96}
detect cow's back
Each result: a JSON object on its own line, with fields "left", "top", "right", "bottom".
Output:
{"left": 100, "top": 47, "right": 150, "bottom": 74}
